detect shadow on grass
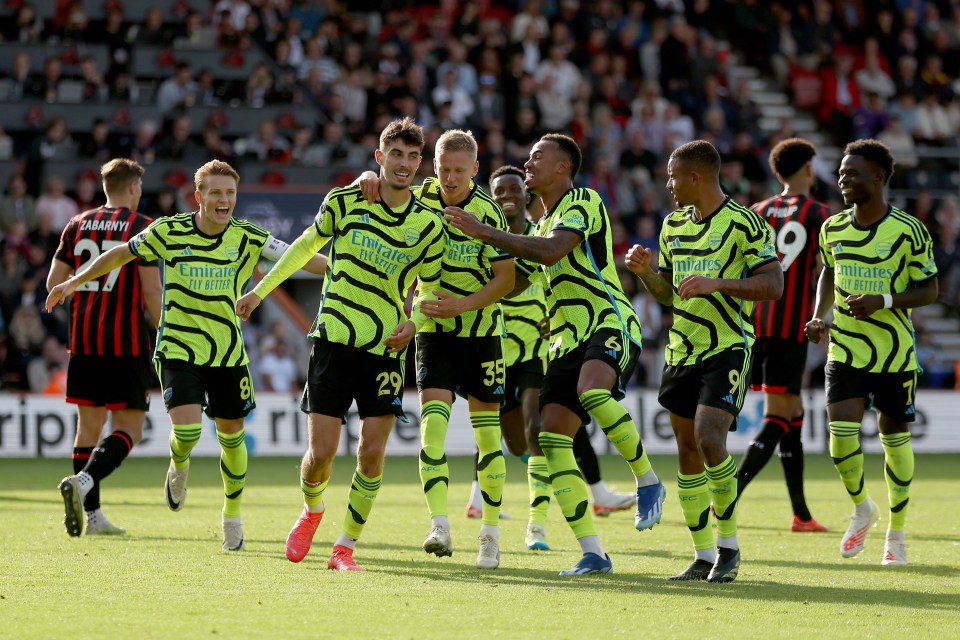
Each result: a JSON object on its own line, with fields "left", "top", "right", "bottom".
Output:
{"left": 359, "top": 556, "right": 959, "bottom": 610}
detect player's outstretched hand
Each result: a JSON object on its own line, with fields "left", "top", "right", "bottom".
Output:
{"left": 804, "top": 318, "right": 827, "bottom": 343}
{"left": 383, "top": 320, "right": 415, "bottom": 353}
{"left": 844, "top": 294, "right": 882, "bottom": 320}
{"left": 358, "top": 171, "right": 381, "bottom": 204}
{"left": 45, "top": 280, "right": 77, "bottom": 312}
{"left": 236, "top": 292, "right": 262, "bottom": 321}
{"left": 677, "top": 274, "right": 718, "bottom": 300}
{"left": 443, "top": 207, "right": 485, "bottom": 239}
{"left": 421, "top": 291, "right": 463, "bottom": 319}
{"left": 625, "top": 244, "right": 654, "bottom": 275}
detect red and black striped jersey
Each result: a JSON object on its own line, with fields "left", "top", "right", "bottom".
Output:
{"left": 54, "top": 206, "right": 154, "bottom": 357}
{"left": 752, "top": 194, "right": 830, "bottom": 343}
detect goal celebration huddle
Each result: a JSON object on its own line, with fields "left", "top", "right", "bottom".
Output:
{"left": 45, "top": 119, "right": 937, "bottom": 582}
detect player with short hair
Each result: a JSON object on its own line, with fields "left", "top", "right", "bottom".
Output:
{"left": 627, "top": 140, "right": 783, "bottom": 583}
{"left": 235, "top": 117, "right": 445, "bottom": 571}
{"left": 46, "top": 159, "right": 326, "bottom": 551}
{"left": 474, "top": 164, "right": 634, "bottom": 551}
{"left": 737, "top": 138, "right": 830, "bottom": 533}
{"left": 805, "top": 139, "right": 938, "bottom": 566}
{"left": 51, "top": 158, "right": 162, "bottom": 537}
{"left": 357, "top": 128, "right": 513, "bottom": 569}
{"left": 445, "top": 133, "right": 664, "bottom": 577}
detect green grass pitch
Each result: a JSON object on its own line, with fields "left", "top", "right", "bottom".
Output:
{"left": 1, "top": 454, "right": 958, "bottom": 639}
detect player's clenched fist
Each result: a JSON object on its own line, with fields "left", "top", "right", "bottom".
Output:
{"left": 804, "top": 318, "right": 827, "bottom": 343}
{"left": 625, "top": 244, "right": 654, "bottom": 274}
{"left": 235, "top": 291, "right": 262, "bottom": 321}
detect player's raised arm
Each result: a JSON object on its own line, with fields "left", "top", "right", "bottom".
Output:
{"left": 45, "top": 242, "right": 136, "bottom": 312}
{"left": 237, "top": 228, "right": 330, "bottom": 321}
{"left": 444, "top": 206, "right": 581, "bottom": 267}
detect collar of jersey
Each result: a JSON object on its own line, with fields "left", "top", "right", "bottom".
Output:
{"left": 689, "top": 196, "right": 731, "bottom": 224}
{"left": 436, "top": 178, "right": 477, "bottom": 209}
{"left": 192, "top": 210, "right": 231, "bottom": 238}
{"left": 544, "top": 187, "right": 577, "bottom": 218}
{"left": 850, "top": 204, "right": 893, "bottom": 230}
{"left": 377, "top": 193, "right": 416, "bottom": 218}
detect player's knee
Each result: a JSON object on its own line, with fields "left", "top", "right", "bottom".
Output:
{"left": 358, "top": 439, "right": 387, "bottom": 465}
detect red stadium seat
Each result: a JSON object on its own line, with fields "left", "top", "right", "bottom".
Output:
{"left": 261, "top": 170, "right": 286, "bottom": 186}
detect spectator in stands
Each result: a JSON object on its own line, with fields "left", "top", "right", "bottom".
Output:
{"left": 195, "top": 69, "right": 222, "bottom": 107}
{"left": 511, "top": 21, "right": 545, "bottom": 76}
{"left": 333, "top": 69, "right": 368, "bottom": 131}
{"left": 659, "top": 15, "right": 695, "bottom": 112}
{"left": 77, "top": 118, "right": 114, "bottom": 162}
{"left": 79, "top": 56, "right": 106, "bottom": 103}
{"left": 914, "top": 87, "right": 954, "bottom": 145}
{"left": 258, "top": 337, "right": 300, "bottom": 393}
{"left": 117, "top": 120, "right": 158, "bottom": 165}
{"left": 108, "top": 70, "right": 139, "bottom": 102}
{"left": 469, "top": 74, "right": 505, "bottom": 137}
{"left": 919, "top": 54, "right": 951, "bottom": 96}
{"left": 511, "top": 0, "right": 549, "bottom": 44}
{"left": 853, "top": 91, "right": 891, "bottom": 139}
{"left": 505, "top": 107, "right": 541, "bottom": 166}
{"left": 27, "top": 56, "right": 63, "bottom": 103}
{"left": 72, "top": 173, "right": 103, "bottom": 214}
{"left": 431, "top": 69, "right": 474, "bottom": 127}
{"left": 215, "top": 0, "right": 251, "bottom": 31}
{"left": 723, "top": 133, "right": 766, "bottom": 190}
{"left": 133, "top": 6, "right": 177, "bottom": 46}
{"left": 878, "top": 114, "right": 919, "bottom": 189}
{"left": 298, "top": 36, "right": 339, "bottom": 85}
{"left": 894, "top": 54, "right": 923, "bottom": 98}
{"left": 662, "top": 102, "right": 695, "bottom": 147}
{"left": 699, "top": 106, "right": 734, "bottom": 156}
{"left": 245, "top": 62, "right": 276, "bottom": 108}
{"left": 6, "top": 52, "right": 33, "bottom": 101}
{"left": 5, "top": 2, "right": 43, "bottom": 43}
{"left": 589, "top": 103, "right": 624, "bottom": 169}
{"left": 767, "top": 3, "right": 817, "bottom": 89}
{"left": 35, "top": 176, "right": 79, "bottom": 233}
{"left": 856, "top": 38, "right": 896, "bottom": 100}
{"left": 27, "top": 335, "right": 69, "bottom": 394}
{"left": 0, "top": 175, "right": 38, "bottom": 234}
{"left": 156, "top": 62, "right": 197, "bottom": 115}
{"left": 818, "top": 52, "right": 861, "bottom": 145}
{"left": 235, "top": 119, "right": 291, "bottom": 163}
{"left": 25, "top": 117, "right": 77, "bottom": 195}
{"left": 158, "top": 114, "right": 200, "bottom": 161}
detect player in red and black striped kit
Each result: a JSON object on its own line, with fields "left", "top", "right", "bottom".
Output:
{"left": 738, "top": 138, "right": 830, "bottom": 533}
{"left": 48, "top": 158, "right": 162, "bottom": 537}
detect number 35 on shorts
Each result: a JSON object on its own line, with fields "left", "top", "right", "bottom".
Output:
{"left": 481, "top": 359, "right": 505, "bottom": 387}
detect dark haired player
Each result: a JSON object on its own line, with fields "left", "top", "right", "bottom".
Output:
{"left": 737, "top": 138, "right": 830, "bottom": 533}
{"left": 627, "top": 140, "right": 783, "bottom": 583}
{"left": 805, "top": 139, "right": 937, "bottom": 566}
{"left": 446, "top": 134, "right": 664, "bottom": 576}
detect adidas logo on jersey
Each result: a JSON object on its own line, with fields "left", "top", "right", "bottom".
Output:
{"left": 392, "top": 397, "right": 402, "bottom": 406}
{"left": 182, "top": 246, "right": 193, "bottom": 256}
{"left": 670, "top": 238, "right": 681, "bottom": 248}
{"left": 606, "top": 349, "right": 618, "bottom": 359}
{"left": 722, "top": 394, "right": 735, "bottom": 404}
{"left": 493, "top": 385, "right": 505, "bottom": 395}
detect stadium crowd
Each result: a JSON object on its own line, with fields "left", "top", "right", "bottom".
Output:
{"left": 2, "top": 0, "right": 960, "bottom": 392}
